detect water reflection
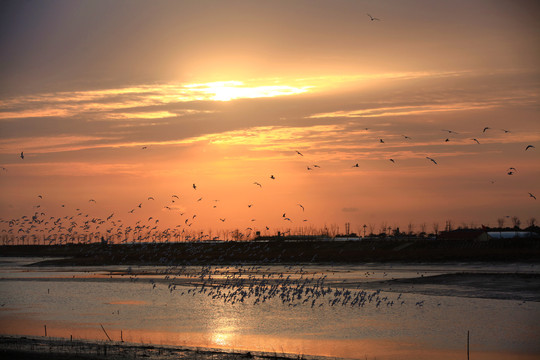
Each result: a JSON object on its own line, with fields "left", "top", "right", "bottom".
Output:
{"left": 0, "top": 259, "right": 539, "bottom": 360}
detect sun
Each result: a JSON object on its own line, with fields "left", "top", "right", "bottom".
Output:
{"left": 185, "top": 80, "right": 310, "bottom": 101}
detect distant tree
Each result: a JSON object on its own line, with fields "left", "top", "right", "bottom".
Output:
{"left": 368, "top": 223, "right": 375, "bottom": 236}
{"left": 445, "top": 220, "right": 453, "bottom": 231}
{"left": 511, "top": 216, "right": 521, "bottom": 229}
{"left": 379, "top": 221, "right": 388, "bottom": 235}
{"left": 407, "top": 222, "right": 414, "bottom": 236}
{"left": 432, "top": 222, "right": 439, "bottom": 235}
{"left": 420, "top": 222, "right": 426, "bottom": 234}
{"left": 527, "top": 217, "right": 537, "bottom": 227}
{"left": 497, "top": 218, "right": 505, "bottom": 228}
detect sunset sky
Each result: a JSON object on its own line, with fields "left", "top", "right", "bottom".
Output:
{"left": 1, "top": 0, "right": 539, "bottom": 237}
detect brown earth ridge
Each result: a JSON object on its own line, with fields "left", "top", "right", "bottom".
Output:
{"left": 1, "top": 238, "right": 539, "bottom": 266}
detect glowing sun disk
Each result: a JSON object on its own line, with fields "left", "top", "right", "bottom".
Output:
{"left": 185, "top": 81, "right": 310, "bottom": 101}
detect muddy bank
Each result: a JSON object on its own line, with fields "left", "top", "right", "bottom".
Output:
{"left": 354, "top": 272, "right": 540, "bottom": 301}
{"left": 2, "top": 238, "right": 540, "bottom": 266}
{"left": 0, "top": 336, "right": 313, "bottom": 360}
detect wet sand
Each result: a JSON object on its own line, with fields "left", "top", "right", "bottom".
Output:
{"left": 350, "top": 272, "right": 540, "bottom": 301}
{"left": 0, "top": 336, "right": 310, "bottom": 360}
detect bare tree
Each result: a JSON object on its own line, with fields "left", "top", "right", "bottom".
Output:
{"left": 432, "top": 222, "right": 439, "bottom": 235}
{"left": 379, "top": 221, "right": 388, "bottom": 235}
{"left": 511, "top": 216, "right": 521, "bottom": 229}
{"left": 497, "top": 218, "right": 505, "bottom": 228}
{"left": 407, "top": 222, "right": 414, "bottom": 236}
{"left": 527, "top": 217, "right": 537, "bottom": 228}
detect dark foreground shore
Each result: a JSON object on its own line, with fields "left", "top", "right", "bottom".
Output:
{"left": 0, "top": 336, "right": 308, "bottom": 360}
{"left": 1, "top": 238, "right": 539, "bottom": 266}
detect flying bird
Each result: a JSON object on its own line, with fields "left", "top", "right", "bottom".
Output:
{"left": 529, "top": 193, "right": 536, "bottom": 200}
{"left": 352, "top": 163, "right": 359, "bottom": 168}
{"left": 426, "top": 157, "right": 438, "bottom": 165}
{"left": 253, "top": 182, "right": 262, "bottom": 187}
{"left": 472, "top": 138, "right": 480, "bottom": 144}
{"left": 442, "top": 129, "right": 458, "bottom": 134}
{"left": 295, "top": 150, "right": 303, "bottom": 156}
{"left": 389, "top": 159, "right": 395, "bottom": 163}
{"left": 313, "top": 165, "right": 320, "bottom": 168}
{"left": 307, "top": 166, "right": 312, "bottom": 170}
{"left": 501, "top": 129, "right": 511, "bottom": 133}
{"left": 192, "top": 184, "right": 197, "bottom": 190}
{"left": 38, "top": 195, "right": 43, "bottom": 199}
{"left": 141, "top": 146, "right": 147, "bottom": 149}
{"left": 482, "top": 127, "right": 490, "bottom": 133}
{"left": 525, "top": 145, "right": 535, "bottom": 151}
{"left": 20, "top": 152, "right": 24, "bottom": 160}
{"left": 298, "top": 204, "right": 304, "bottom": 212}
{"left": 148, "top": 197, "right": 155, "bottom": 200}
{"left": 367, "top": 13, "right": 380, "bottom": 21}
{"left": 89, "top": 199, "right": 96, "bottom": 203}
{"left": 270, "top": 175, "right": 275, "bottom": 180}
{"left": 402, "top": 135, "right": 412, "bottom": 140}
{"left": 379, "top": 139, "right": 384, "bottom": 143}
{"left": 172, "top": 195, "right": 179, "bottom": 199}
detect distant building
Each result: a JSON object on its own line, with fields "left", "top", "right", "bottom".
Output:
{"left": 487, "top": 231, "right": 537, "bottom": 239}
{"left": 438, "top": 229, "right": 489, "bottom": 241}
{"left": 333, "top": 234, "right": 361, "bottom": 241}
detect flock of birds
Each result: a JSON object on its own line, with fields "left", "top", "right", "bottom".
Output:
{"left": 0, "top": 11, "right": 536, "bottom": 242}
{"left": 1, "top": 123, "right": 537, "bottom": 245}
{"left": 119, "top": 264, "right": 419, "bottom": 310}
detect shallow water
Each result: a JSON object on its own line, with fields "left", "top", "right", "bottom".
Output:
{"left": 0, "top": 257, "right": 539, "bottom": 360}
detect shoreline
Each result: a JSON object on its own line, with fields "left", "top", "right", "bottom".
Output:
{"left": 0, "top": 335, "right": 322, "bottom": 360}
{"left": 1, "top": 238, "right": 540, "bottom": 266}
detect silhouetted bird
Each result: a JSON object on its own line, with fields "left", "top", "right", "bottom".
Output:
{"left": 254, "top": 182, "right": 262, "bottom": 187}
{"left": 20, "top": 152, "right": 24, "bottom": 160}
{"left": 298, "top": 204, "right": 304, "bottom": 212}
{"left": 270, "top": 175, "right": 275, "bottom": 180}
{"left": 193, "top": 184, "right": 197, "bottom": 190}
{"left": 295, "top": 150, "right": 303, "bottom": 156}
{"left": 482, "top": 127, "right": 490, "bottom": 133}
{"left": 367, "top": 13, "right": 380, "bottom": 21}
{"left": 389, "top": 159, "right": 395, "bottom": 163}
{"left": 379, "top": 139, "right": 384, "bottom": 143}
{"left": 525, "top": 145, "right": 535, "bottom": 151}
{"left": 426, "top": 157, "right": 437, "bottom": 165}
{"left": 472, "top": 138, "right": 480, "bottom": 144}
{"left": 529, "top": 193, "right": 536, "bottom": 200}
